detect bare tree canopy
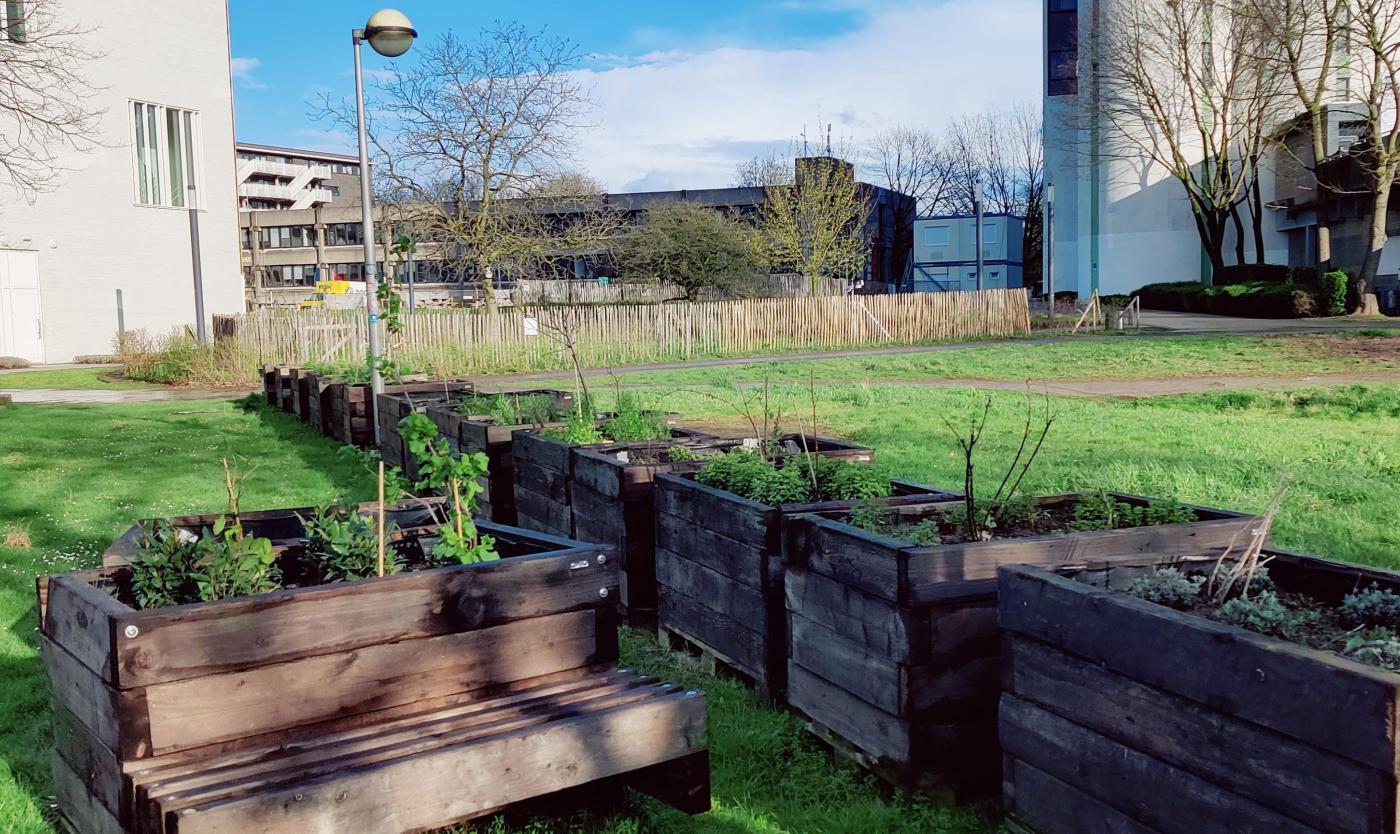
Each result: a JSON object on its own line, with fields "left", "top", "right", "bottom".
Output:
{"left": 1092, "top": 0, "right": 1280, "bottom": 273}
{"left": 0, "top": 0, "right": 102, "bottom": 200}
{"left": 616, "top": 201, "right": 760, "bottom": 300}
{"left": 733, "top": 154, "right": 793, "bottom": 188}
{"left": 315, "top": 23, "right": 595, "bottom": 311}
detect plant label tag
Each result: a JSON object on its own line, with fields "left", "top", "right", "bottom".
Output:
{"left": 742, "top": 437, "right": 761, "bottom": 449}
{"left": 523, "top": 317, "right": 539, "bottom": 337}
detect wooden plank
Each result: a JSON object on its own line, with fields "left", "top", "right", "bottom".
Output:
{"left": 1004, "top": 757, "right": 1158, "bottom": 834}
{"left": 168, "top": 691, "right": 707, "bottom": 834}
{"left": 113, "top": 549, "right": 615, "bottom": 688}
{"left": 654, "top": 474, "right": 770, "bottom": 544}
{"left": 626, "top": 750, "right": 711, "bottom": 815}
{"left": 513, "top": 485, "right": 573, "bottom": 538}
{"left": 513, "top": 457, "right": 571, "bottom": 502}
{"left": 42, "top": 636, "right": 149, "bottom": 759}
{"left": 51, "top": 751, "right": 125, "bottom": 834}
{"left": 784, "top": 567, "right": 923, "bottom": 662}
{"left": 655, "top": 549, "right": 765, "bottom": 632}
{"left": 1006, "top": 635, "right": 1390, "bottom": 833}
{"left": 656, "top": 510, "right": 767, "bottom": 590}
{"left": 999, "top": 566, "right": 1400, "bottom": 773}
{"left": 784, "top": 515, "right": 904, "bottom": 603}
{"left": 658, "top": 587, "right": 765, "bottom": 681}
{"left": 907, "top": 514, "right": 1260, "bottom": 605}
{"left": 50, "top": 701, "right": 125, "bottom": 824}
{"left": 42, "top": 573, "right": 128, "bottom": 682}
{"left": 788, "top": 662, "right": 909, "bottom": 766}
{"left": 790, "top": 613, "right": 901, "bottom": 715}
{"left": 999, "top": 695, "right": 1322, "bottom": 834}
{"left": 139, "top": 609, "right": 605, "bottom": 755}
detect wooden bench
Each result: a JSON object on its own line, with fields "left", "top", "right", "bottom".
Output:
{"left": 41, "top": 522, "right": 710, "bottom": 834}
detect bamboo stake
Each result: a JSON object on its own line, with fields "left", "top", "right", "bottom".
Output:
{"left": 377, "top": 460, "right": 387, "bottom": 578}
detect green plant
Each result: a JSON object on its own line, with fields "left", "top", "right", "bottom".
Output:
{"left": 398, "top": 413, "right": 498, "bottom": 565}
{"left": 695, "top": 448, "right": 773, "bottom": 497}
{"left": 1217, "top": 591, "right": 1314, "bottom": 638}
{"left": 1342, "top": 627, "right": 1400, "bottom": 673}
{"left": 941, "top": 392, "right": 1054, "bottom": 542}
{"left": 193, "top": 515, "right": 281, "bottom": 602}
{"left": 812, "top": 455, "right": 891, "bottom": 501}
{"left": 991, "top": 495, "right": 1047, "bottom": 530}
{"left": 600, "top": 391, "right": 670, "bottom": 442}
{"left": 1340, "top": 584, "right": 1400, "bottom": 629}
{"left": 130, "top": 520, "right": 205, "bottom": 609}
{"left": 542, "top": 413, "right": 606, "bottom": 445}
{"left": 302, "top": 505, "right": 400, "bottom": 582}
{"left": 1125, "top": 568, "right": 1205, "bottom": 609}
{"left": 1320, "top": 271, "right": 1349, "bottom": 317}
{"left": 748, "top": 464, "right": 812, "bottom": 505}
{"left": 1070, "top": 490, "right": 1196, "bottom": 531}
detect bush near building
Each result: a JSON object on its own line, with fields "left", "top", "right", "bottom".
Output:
{"left": 1135, "top": 280, "right": 1320, "bottom": 318}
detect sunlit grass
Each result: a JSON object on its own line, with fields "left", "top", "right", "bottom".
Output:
{"left": 0, "top": 367, "right": 153, "bottom": 390}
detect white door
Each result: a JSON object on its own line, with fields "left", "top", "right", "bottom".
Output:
{"left": 0, "top": 250, "right": 43, "bottom": 362}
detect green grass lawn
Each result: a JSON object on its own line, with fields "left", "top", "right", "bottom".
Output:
{"left": 2, "top": 365, "right": 1398, "bottom": 832}
{"left": 600, "top": 333, "right": 1400, "bottom": 387}
{"left": 0, "top": 367, "right": 153, "bottom": 390}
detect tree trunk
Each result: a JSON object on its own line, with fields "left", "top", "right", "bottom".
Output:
{"left": 1355, "top": 179, "right": 1390, "bottom": 316}
{"left": 481, "top": 262, "right": 499, "bottom": 314}
{"left": 1310, "top": 110, "right": 1334, "bottom": 271}
{"left": 1250, "top": 172, "right": 1266, "bottom": 265}
{"left": 1230, "top": 203, "right": 1247, "bottom": 267}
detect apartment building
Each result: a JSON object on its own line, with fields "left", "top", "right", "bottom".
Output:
{"left": 236, "top": 142, "right": 360, "bottom": 212}
{"left": 908, "top": 215, "right": 1025, "bottom": 292}
{"left": 0, "top": 0, "right": 242, "bottom": 362}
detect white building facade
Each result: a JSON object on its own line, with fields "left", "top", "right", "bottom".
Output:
{"left": 1042, "top": 0, "right": 1288, "bottom": 298}
{"left": 0, "top": 0, "right": 241, "bottom": 363}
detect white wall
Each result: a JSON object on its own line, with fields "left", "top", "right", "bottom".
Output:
{"left": 0, "top": 0, "right": 240, "bottom": 362}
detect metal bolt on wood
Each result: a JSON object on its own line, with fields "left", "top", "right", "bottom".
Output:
{"left": 597, "top": 554, "right": 607, "bottom": 565}
{"left": 124, "top": 625, "right": 140, "bottom": 639}
{"left": 599, "top": 588, "right": 609, "bottom": 598}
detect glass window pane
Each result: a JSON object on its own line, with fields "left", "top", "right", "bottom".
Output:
{"left": 146, "top": 105, "right": 161, "bottom": 203}
{"left": 133, "top": 104, "right": 150, "bottom": 204}
{"left": 167, "top": 108, "right": 185, "bottom": 207}
{"left": 183, "top": 110, "right": 198, "bottom": 205}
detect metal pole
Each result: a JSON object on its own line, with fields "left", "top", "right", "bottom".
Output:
{"left": 1046, "top": 184, "right": 1056, "bottom": 326}
{"left": 115, "top": 289, "right": 125, "bottom": 338}
{"left": 353, "top": 30, "right": 385, "bottom": 417}
{"left": 187, "top": 183, "right": 208, "bottom": 345}
{"left": 974, "top": 176, "right": 985, "bottom": 291}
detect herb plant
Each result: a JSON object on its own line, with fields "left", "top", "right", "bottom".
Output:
{"left": 1070, "top": 490, "right": 1197, "bottom": 532}
{"left": 1340, "top": 584, "right": 1400, "bottom": 629}
{"left": 302, "top": 505, "right": 401, "bottom": 582}
{"left": 695, "top": 449, "right": 892, "bottom": 505}
{"left": 1125, "top": 568, "right": 1205, "bottom": 609}
{"left": 130, "top": 517, "right": 280, "bottom": 609}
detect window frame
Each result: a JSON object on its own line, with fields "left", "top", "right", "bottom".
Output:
{"left": 130, "top": 99, "right": 204, "bottom": 209}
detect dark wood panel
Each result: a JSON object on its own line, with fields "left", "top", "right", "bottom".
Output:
{"left": 658, "top": 586, "right": 765, "bottom": 680}
{"left": 655, "top": 549, "right": 765, "bottom": 633}
{"left": 999, "top": 566, "right": 1400, "bottom": 773}
{"left": 43, "top": 572, "right": 125, "bottom": 681}
{"left": 788, "top": 662, "right": 910, "bottom": 766}
{"left": 656, "top": 510, "right": 767, "bottom": 590}
{"left": 51, "top": 750, "right": 125, "bottom": 834}
{"left": 1004, "top": 757, "right": 1158, "bottom": 834}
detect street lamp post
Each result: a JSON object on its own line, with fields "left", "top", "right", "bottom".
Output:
{"left": 974, "top": 175, "right": 985, "bottom": 291}
{"left": 352, "top": 8, "right": 417, "bottom": 432}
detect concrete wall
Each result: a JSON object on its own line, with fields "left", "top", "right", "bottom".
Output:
{"left": 0, "top": 0, "right": 241, "bottom": 361}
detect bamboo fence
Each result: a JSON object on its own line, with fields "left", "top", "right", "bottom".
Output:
{"left": 230, "top": 289, "right": 1031, "bottom": 376}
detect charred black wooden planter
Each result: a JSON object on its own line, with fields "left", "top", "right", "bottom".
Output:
{"left": 375, "top": 383, "right": 475, "bottom": 481}
{"left": 999, "top": 549, "right": 1400, "bottom": 834}
{"left": 782, "top": 493, "right": 1261, "bottom": 796}
{"left": 423, "top": 390, "right": 575, "bottom": 526}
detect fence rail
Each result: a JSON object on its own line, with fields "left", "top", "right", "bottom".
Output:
{"left": 513, "top": 275, "right": 844, "bottom": 304}
{"left": 228, "top": 289, "right": 1031, "bottom": 376}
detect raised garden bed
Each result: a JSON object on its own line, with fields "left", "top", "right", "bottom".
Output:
{"left": 40, "top": 509, "right": 710, "bottom": 834}
{"left": 512, "top": 421, "right": 713, "bottom": 540}
{"left": 424, "top": 390, "right": 576, "bottom": 525}
{"left": 572, "top": 440, "right": 748, "bottom": 627}
{"left": 276, "top": 365, "right": 296, "bottom": 413}
{"left": 261, "top": 364, "right": 285, "bottom": 408}
{"left": 782, "top": 492, "right": 1259, "bottom": 796}
{"left": 375, "top": 383, "right": 475, "bottom": 480}
{"left": 652, "top": 439, "right": 950, "bottom": 700}
{"left": 315, "top": 379, "right": 471, "bottom": 447}
{"left": 999, "top": 549, "right": 1400, "bottom": 834}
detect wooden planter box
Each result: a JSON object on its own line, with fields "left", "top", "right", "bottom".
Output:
{"left": 276, "top": 365, "right": 296, "bottom": 413}
{"left": 261, "top": 364, "right": 284, "bottom": 408}
{"left": 512, "top": 422, "right": 713, "bottom": 540}
{"left": 572, "top": 440, "right": 748, "bottom": 627}
{"left": 303, "top": 370, "right": 331, "bottom": 437}
{"left": 40, "top": 515, "right": 710, "bottom": 834}
{"left": 290, "top": 368, "right": 314, "bottom": 424}
{"left": 375, "top": 383, "right": 475, "bottom": 481}
{"left": 782, "top": 493, "right": 1260, "bottom": 797}
{"left": 318, "top": 380, "right": 466, "bottom": 448}
{"left": 424, "top": 390, "right": 575, "bottom": 526}
{"left": 653, "top": 447, "right": 954, "bottom": 700}
{"left": 999, "top": 549, "right": 1400, "bottom": 834}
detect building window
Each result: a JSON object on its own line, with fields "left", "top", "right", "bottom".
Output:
{"left": 1047, "top": 0, "right": 1078, "bottom": 97}
{"left": 258, "top": 225, "right": 315, "bottom": 249}
{"left": 327, "top": 223, "right": 364, "bottom": 246}
{"left": 984, "top": 224, "right": 1000, "bottom": 245}
{"left": 132, "top": 101, "right": 200, "bottom": 207}
{"left": 265, "top": 265, "right": 318, "bottom": 287}
{"left": 923, "top": 225, "right": 951, "bottom": 247}
{"left": 1, "top": 1, "right": 27, "bottom": 42}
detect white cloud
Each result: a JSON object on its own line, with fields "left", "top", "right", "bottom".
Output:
{"left": 231, "top": 56, "right": 267, "bottom": 89}
{"left": 574, "top": 0, "right": 1040, "bottom": 191}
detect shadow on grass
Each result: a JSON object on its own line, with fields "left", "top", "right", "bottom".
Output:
{"left": 0, "top": 602, "right": 57, "bottom": 833}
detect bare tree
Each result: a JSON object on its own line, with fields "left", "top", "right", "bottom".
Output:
{"left": 733, "top": 154, "right": 793, "bottom": 188}
{"left": 1239, "top": 0, "right": 1348, "bottom": 272}
{"left": 0, "top": 0, "right": 102, "bottom": 199}
{"left": 865, "top": 126, "right": 958, "bottom": 215}
{"left": 1342, "top": 0, "right": 1400, "bottom": 315}
{"left": 755, "top": 155, "right": 871, "bottom": 294}
{"left": 616, "top": 201, "right": 761, "bottom": 300}
{"left": 315, "top": 24, "right": 593, "bottom": 312}
{"left": 1093, "top": 0, "right": 1280, "bottom": 274}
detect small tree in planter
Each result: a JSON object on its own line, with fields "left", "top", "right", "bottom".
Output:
{"left": 398, "top": 412, "right": 497, "bottom": 564}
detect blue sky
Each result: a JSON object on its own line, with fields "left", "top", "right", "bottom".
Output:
{"left": 229, "top": 0, "right": 1041, "bottom": 191}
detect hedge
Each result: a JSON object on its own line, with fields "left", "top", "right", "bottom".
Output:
{"left": 1213, "top": 264, "right": 1291, "bottom": 285}
{"left": 1135, "top": 280, "right": 1319, "bottom": 318}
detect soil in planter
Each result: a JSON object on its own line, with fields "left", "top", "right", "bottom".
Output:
{"left": 846, "top": 491, "right": 1200, "bottom": 546}
{"left": 1124, "top": 564, "right": 1400, "bottom": 675}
